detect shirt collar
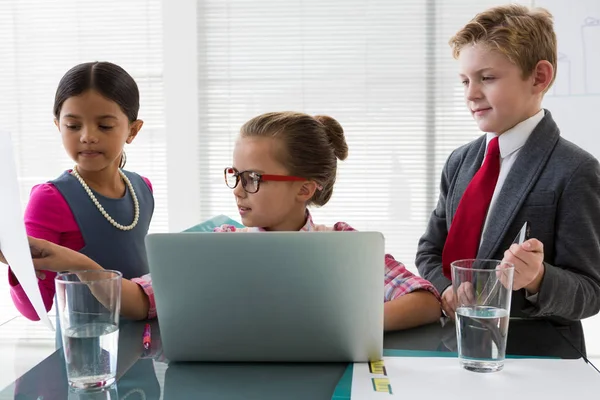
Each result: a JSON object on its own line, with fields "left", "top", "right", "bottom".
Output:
{"left": 485, "top": 109, "right": 545, "bottom": 158}
{"left": 248, "top": 209, "right": 315, "bottom": 232}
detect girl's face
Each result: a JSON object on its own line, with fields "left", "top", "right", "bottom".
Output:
{"left": 55, "top": 89, "right": 142, "bottom": 172}
{"left": 231, "top": 136, "right": 316, "bottom": 231}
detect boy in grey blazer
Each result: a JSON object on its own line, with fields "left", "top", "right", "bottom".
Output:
{"left": 416, "top": 4, "right": 600, "bottom": 353}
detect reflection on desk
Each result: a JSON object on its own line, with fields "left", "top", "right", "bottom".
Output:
{"left": 1, "top": 318, "right": 594, "bottom": 400}
{"left": 164, "top": 362, "right": 345, "bottom": 400}
{"left": 6, "top": 322, "right": 162, "bottom": 400}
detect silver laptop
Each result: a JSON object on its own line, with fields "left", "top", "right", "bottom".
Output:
{"left": 146, "top": 231, "right": 384, "bottom": 362}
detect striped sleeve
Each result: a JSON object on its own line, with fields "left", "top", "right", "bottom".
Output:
{"left": 383, "top": 254, "right": 440, "bottom": 301}
{"left": 131, "top": 274, "right": 156, "bottom": 320}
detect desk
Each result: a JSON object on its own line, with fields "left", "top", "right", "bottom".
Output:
{"left": 0, "top": 318, "right": 595, "bottom": 399}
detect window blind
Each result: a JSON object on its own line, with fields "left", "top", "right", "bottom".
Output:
{"left": 195, "top": 0, "right": 522, "bottom": 271}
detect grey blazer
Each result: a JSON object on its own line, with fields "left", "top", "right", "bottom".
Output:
{"left": 416, "top": 110, "right": 600, "bottom": 353}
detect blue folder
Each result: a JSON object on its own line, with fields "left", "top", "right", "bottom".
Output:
{"left": 183, "top": 214, "right": 244, "bottom": 233}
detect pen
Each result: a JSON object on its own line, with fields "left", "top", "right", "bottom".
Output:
{"left": 143, "top": 323, "right": 151, "bottom": 350}
{"left": 480, "top": 221, "right": 530, "bottom": 304}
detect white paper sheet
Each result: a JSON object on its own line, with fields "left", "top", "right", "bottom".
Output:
{"left": 351, "top": 356, "right": 600, "bottom": 399}
{"left": 0, "top": 131, "right": 53, "bottom": 329}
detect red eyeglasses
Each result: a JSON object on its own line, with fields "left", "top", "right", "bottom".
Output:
{"left": 224, "top": 167, "right": 306, "bottom": 194}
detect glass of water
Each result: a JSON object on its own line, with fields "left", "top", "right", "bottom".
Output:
{"left": 451, "top": 259, "right": 514, "bottom": 373}
{"left": 56, "top": 270, "right": 122, "bottom": 389}
{"left": 68, "top": 384, "right": 119, "bottom": 399}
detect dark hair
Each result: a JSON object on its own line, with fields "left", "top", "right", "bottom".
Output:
{"left": 240, "top": 111, "right": 348, "bottom": 207}
{"left": 53, "top": 61, "right": 140, "bottom": 168}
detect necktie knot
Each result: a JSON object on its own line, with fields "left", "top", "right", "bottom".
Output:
{"left": 487, "top": 136, "right": 500, "bottom": 159}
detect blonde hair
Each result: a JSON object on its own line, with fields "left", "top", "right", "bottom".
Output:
{"left": 449, "top": 4, "right": 557, "bottom": 89}
{"left": 240, "top": 111, "right": 348, "bottom": 207}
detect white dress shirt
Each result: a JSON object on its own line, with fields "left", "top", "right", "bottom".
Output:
{"left": 483, "top": 109, "right": 545, "bottom": 304}
{"left": 481, "top": 109, "right": 545, "bottom": 236}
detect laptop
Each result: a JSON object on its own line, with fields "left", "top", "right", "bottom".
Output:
{"left": 146, "top": 231, "right": 384, "bottom": 362}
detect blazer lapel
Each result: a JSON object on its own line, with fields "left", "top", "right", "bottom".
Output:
{"left": 478, "top": 110, "right": 560, "bottom": 259}
{"left": 448, "top": 136, "right": 487, "bottom": 225}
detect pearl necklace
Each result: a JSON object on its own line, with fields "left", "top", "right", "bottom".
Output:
{"left": 71, "top": 166, "right": 140, "bottom": 231}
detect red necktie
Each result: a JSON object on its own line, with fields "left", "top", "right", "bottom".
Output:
{"left": 442, "top": 136, "right": 501, "bottom": 279}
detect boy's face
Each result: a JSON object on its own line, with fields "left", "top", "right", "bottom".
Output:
{"left": 458, "top": 43, "right": 541, "bottom": 134}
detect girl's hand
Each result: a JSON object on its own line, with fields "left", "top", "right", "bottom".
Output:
{"left": 1, "top": 240, "right": 47, "bottom": 279}
{"left": 2, "top": 237, "right": 100, "bottom": 281}
{"left": 28, "top": 236, "right": 100, "bottom": 273}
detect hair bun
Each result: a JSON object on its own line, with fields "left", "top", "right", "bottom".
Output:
{"left": 314, "top": 115, "right": 348, "bottom": 161}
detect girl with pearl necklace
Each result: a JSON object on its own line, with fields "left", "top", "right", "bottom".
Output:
{"left": 7, "top": 61, "right": 155, "bottom": 328}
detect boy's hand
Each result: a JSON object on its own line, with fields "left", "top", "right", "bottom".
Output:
{"left": 456, "top": 281, "right": 476, "bottom": 306}
{"left": 441, "top": 286, "right": 457, "bottom": 319}
{"left": 0, "top": 248, "right": 6, "bottom": 264}
{"left": 502, "top": 238, "right": 545, "bottom": 293}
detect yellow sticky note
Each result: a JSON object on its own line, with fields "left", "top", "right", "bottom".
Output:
{"left": 372, "top": 377, "right": 393, "bottom": 394}
{"left": 369, "top": 360, "right": 387, "bottom": 375}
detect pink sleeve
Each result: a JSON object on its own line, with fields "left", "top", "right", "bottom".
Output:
{"left": 131, "top": 274, "right": 156, "bottom": 319}
{"left": 142, "top": 176, "right": 153, "bottom": 192}
{"left": 8, "top": 183, "right": 83, "bottom": 321}
{"left": 332, "top": 222, "right": 440, "bottom": 302}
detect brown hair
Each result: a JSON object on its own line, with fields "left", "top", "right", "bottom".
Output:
{"left": 239, "top": 111, "right": 348, "bottom": 207}
{"left": 449, "top": 4, "right": 557, "bottom": 90}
